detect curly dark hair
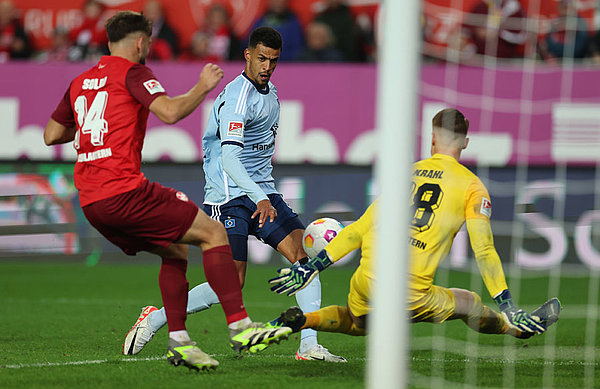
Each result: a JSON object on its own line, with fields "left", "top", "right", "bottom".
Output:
{"left": 248, "top": 26, "right": 282, "bottom": 50}
{"left": 105, "top": 11, "right": 152, "bottom": 43}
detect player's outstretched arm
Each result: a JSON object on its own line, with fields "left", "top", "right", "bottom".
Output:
{"left": 149, "top": 63, "right": 224, "bottom": 124}
{"left": 466, "top": 218, "right": 545, "bottom": 334}
{"left": 466, "top": 218, "right": 510, "bottom": 299}
{"left": 269, "top": 201, "right": 375, "bottom": 295}
{"left": 44, "top": 118, "right": 76, "bottom": 145}
{"left": 269, "top": 249, "right": 333, "bottom": 296}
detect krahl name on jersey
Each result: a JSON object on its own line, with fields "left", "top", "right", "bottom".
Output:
{"left": 413, "top": 169, "right": 444, "bottom": 179}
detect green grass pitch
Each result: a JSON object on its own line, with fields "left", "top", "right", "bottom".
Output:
{"left": 1, "top": 261, "right": 598, "bottom": 388}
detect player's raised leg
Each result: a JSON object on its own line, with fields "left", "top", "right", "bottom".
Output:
{"left": 177, "top": 209, "right": 292, "bottom": 353}
{"left": 123, "top": 282, "right": 219, "bottom": 355}
{"left": 139, "top": 247, "right": 244, "bottom": 340}
{"left": 124, "top": 217, "right": 279, "bottom": 355}
{"left": 123, "top": 209, "right": 291, "bottom": 359}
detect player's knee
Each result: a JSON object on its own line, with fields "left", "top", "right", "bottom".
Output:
{"left": 208, "top": 218, "right": 227, "bottom": 237}
{"left": 451, "top": 288, "right": 476, "bottom": 317}
{"left": 349, "top": 315, "right": 367, "bottom": 336}
{"left": 169, "top": 244, "right": 188, "bottom": 259}
{"left": 200, "top": 218, "right": 229, "bottom": 248}
{"left": 151, "top": 243, "right": 189, "bottom": 259}
{"left": 351, "top": 316, "right": 366, "bottom": 331}
{"left": 348, "top": 306, "right": 367, "bottom": 330}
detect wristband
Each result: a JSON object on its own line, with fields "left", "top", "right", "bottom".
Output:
{"left": 310, "top": 249, "right": 333, "bottom": 271}
{"left": 493, "top": 289, "right": 516, "bottom": 312}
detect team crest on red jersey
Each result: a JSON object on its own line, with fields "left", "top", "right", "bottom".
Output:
{"left": 176, "top": 191, "right": 189, "bottom": 202}
{"left": 143, "top": 79, "right": 165, "bottom": 95}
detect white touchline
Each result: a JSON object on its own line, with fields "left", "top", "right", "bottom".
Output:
{"left": 1, "top": 356, "right": 164, "bottom": 369}
{"left": 4, "top": 354, "right": 593, "bottom": 370}
{"left": 2, "top": 354, "right": 361, "bottom": 369}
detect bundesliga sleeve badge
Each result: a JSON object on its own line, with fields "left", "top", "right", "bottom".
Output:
{"left": 143, "top": 79, "right": 165, "bottom": 95}
{"left": 227, "top": 121, "right": 244, "bottom": 138}
{"left": 480, "top": 198, "right": 492, "bottom": 217}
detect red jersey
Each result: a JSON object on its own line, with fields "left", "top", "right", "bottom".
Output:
{"left": 51, "top": 55, "right": 167, "bottom": 206}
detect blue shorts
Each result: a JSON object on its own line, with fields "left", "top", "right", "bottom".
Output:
{"left": 203, "top": 194, "right": 304, "bottom": 261}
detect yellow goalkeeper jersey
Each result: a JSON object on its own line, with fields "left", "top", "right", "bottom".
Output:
{"left": 323, "top": 153, "right": 507, "bottom": 304}
{"left": 325, "top": 201, "right": 376, "bottom": 282}
{"left": 409, "top": 153, "right": 507, "bottom": 300}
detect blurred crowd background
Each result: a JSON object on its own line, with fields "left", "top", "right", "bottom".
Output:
{"left": 2, "top": 0, "right": 600, "bottom": 64}
{"left": 0, "top": 0, "right": 377, "bottom": 63}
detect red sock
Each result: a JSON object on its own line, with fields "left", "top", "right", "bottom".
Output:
{"left": 159, "top": 258, "right": 189, "bottom": 332}
{"left": 202, "top": 245, "right": 248, "bottom": 324}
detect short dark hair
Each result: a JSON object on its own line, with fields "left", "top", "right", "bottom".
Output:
{"left": 432, "top": 108, "right": 469, "bottom": 135}
{"left": 248, "top": 26, "right": 282, "bottom": 50}
{"left": 105, "top": 11, "right": 152, "bottom": 43}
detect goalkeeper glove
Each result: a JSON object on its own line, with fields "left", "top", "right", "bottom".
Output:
{"left": 494, "top": 289, "right": 546, "bottom": 334}
{"left": 269, "top": 249, "right": 333, "bottom": 296}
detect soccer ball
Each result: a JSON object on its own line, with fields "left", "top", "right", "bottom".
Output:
{"left": 302, "top": 218, "right": 344, "bottom": 259}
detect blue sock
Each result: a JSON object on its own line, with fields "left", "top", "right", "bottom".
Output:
{"left": 148, "top": 282, "right": 220, "bottom": 332}
{"left": 294, "top": 269, "right": 321, "bottom": 353}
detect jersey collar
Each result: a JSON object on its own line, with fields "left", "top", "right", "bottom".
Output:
{"left": 98, "top": 55, "right": 136, "bottom": 67}
{"left": 432, "top": 153, "right": 459, "bottom": 162}
{"left": 242, "top": 72, "right": 270, "bottom": 95}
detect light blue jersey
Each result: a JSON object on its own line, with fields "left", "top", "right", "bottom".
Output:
{"left": 202, "top": 72, "right": 280, "bottom": 205}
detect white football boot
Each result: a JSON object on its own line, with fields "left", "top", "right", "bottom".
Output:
{"left": 123, "top": 306, "right": 158, "bottom": 355}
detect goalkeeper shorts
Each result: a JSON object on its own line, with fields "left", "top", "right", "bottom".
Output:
{"left": 347, "top": 267, "right": 372, "bottom": 318}
{"left": 409, "top": 285, "right": 456, "bottom": 323}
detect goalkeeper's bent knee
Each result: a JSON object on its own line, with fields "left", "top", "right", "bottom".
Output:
{"left": 462, "top": 291, "right": 507, "bottom": 335}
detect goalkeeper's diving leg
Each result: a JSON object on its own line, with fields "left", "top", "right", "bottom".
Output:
{"left": 274, "top": 270, "right": 369, "bottom": 337}
{"left": 449, "top": 289, "right": 561, "bottom": 339}
{"left": 277, "top": 305, "right": 366, "bottom": 336}
{"left": 450, "top": 288, "right": 524, "bottom": 337}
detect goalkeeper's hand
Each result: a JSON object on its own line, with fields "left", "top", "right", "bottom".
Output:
{"left": 494, "top": 289, "right": 546, "bottom": 334}
{"left": 269, "top": 249, "right": 333, "bottom": 296}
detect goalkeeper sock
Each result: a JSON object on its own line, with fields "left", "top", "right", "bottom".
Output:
{"left": 295, "top": 268, "right": 321, "bottom": 353}
{"left": 148, "top": 282, "right": 220, "bottom": 332}
{"left": 304, "top": 305, "right": 366, "bottom": 336}
{"left": 461, "top": 292, "right": 508, "bottom": 335}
